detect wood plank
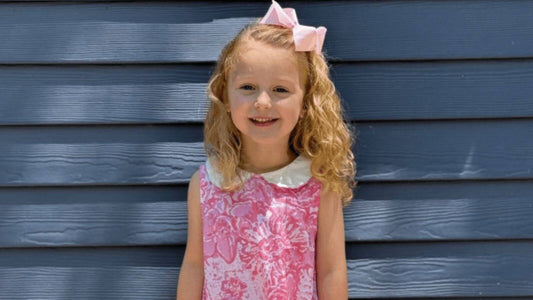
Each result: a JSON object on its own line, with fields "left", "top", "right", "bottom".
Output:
{"left": 345, "top": 240, "right": 533, "bottom": 260}
{"left": 0, "top": 124, "right": 203, "bottom": 144}
{"left": 335, "top": 60, "right": 533, "bottom": 121}
{"left": 3, "top": 60, "right": 533, "bottom": 124}
{"left": 354, "top": 119, "right": 533, "bottom": 181}
{"left": 354, "top": 180, "right": 533, "bottom": 202}
{"left": 344, "top": 198, "right": 533, "bottom": 242}
{"left": 0, "top": 266, "right": 179, "bottom": 299}
{"left": 7, "top": 177, "right": 508, "bottom": 207}
{"left": 0, "top": 185, "right": 187, "bottom": 205}
{"left": 0, "top": 142, "right": 204, "bottom": 186}
{"left": 1, "top": 255, "right": 532, "bottom": 298}
{"left": 1, "top": 195, "right": 532, "bottom": 248}
{"left": 1, "top": 1, "right": 533, "bottom": 63}
{"left": 0, "top": 202, "right": 186, "bottom": 247}
{"left": 348, "top": 255, "right": 533, "bottom": 298}
{"left": 0, "top": 65, "right": 210, "bottom": 125}
{"left": 1, "top": 119, "right": 532, "bottom": 186}
{"left": 0, "top": 246, "right": 183, "bottom": 267}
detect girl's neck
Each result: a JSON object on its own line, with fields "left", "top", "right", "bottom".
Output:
{"left": 239, "top": 147, "right": 298, "bottom": 174}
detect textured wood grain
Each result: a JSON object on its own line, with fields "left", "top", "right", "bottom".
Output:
{"left": 0, "top": 185, "right": 188, "bottom": 205}
{"left": 0, "top": 142, "right": 204, "bottom": 186}
{"left": 0, "top": 124, "right": 204, "bottom": 144}
{"left": 354, "top": 179, "right": 533, "bottom": 202}
{"left": 1, "top": 255, "right": 532, "bottom": 298}
{"left": 0, "top": 202, "right": 186, "bottom": 247}
{"left": 334, "top": 60, "right": 533, "bottom": 121}
{"left": 354, "top": 119, "right": 533, "bottom": 181}
{"left": 0, "top": 120, "right": 532, "bottom": 186}
{"left": 344, "top": 198, "right": 533, "bottom": 241}
{"left": 1, "top": 1, "right": 533, "bottom": 63}
{"left": 0, "top": 65, "right": 210, "bottom": 125}
{"left": 1, "top": 196, "right": 532, "bottom": 248}
{"left": 1, "top": 1, "right": 532, "bottom": 299}
{"left": 345, "top": 240, "right": 533, "bottom": 260}
{"left": 3, "top": 60, "right": 533, "bottom": 124}
{"left": 348, "top": 255, "right": 533, "bottom": 297}
{"left": 0, "top": 266, "right": 179, "bottom": 299}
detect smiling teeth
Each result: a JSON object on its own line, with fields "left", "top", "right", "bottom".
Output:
{"left": 252, "top": 118, "right": 275, "bottom": 123}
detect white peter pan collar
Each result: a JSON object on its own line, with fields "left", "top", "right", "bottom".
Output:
{"left": 205, "top": 155, "right": 312, "bottom": 188}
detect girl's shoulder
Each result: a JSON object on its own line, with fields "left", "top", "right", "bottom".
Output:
{"left": 204, "top": 155, "right": 314, "bottom": 189}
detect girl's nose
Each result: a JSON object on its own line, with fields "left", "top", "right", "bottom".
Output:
{"left": 254, "top": 91, "right": 272, "bottom": 109}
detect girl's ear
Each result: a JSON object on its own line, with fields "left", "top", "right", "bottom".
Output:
{"left": 300, "top": 109, "right": 306, "bottom": 119}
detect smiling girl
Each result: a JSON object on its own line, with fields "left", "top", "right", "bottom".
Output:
{"left": 177, "top": 1, "right": 356, "bottom": 299}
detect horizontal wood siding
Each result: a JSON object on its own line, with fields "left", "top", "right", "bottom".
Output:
{"left": 0, "top": 1, "right": 532, "bottom": 299}
{"left": 2, "top": 1, "right": 533, "bottom": 62}
{"left": 3, "top": 60, "right": 533, "bottom": 124}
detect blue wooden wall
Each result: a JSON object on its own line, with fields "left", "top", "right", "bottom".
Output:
{"left": 1, "top": 1, "right": 533, "bottom": 299}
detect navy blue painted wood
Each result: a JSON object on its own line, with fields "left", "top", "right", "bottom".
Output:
{"left": 334, "top": 60, "right": 533, "bottom": 121}
{"left": 3, "top": 60, "right": 533, "bottom": 125}
{"left": 1, "top": 192, "right": 532, "bottom": 247}
{"left": 348, "top": 255, "right": 533, "bottom": 297}
{"left": 0, "top": 141, "right": 204, "bottom": 185}
{"left": 0, "top": 124, "right": 204, "bottom": 143}
{"left": 356, "top": 179, "right": 533, "bottom": 202}
{"left": 353, "top": 119, "right": 533, "bottom": 181}
{"left": 1, "top": 243, "right": 533, "bottom": 298}
{"left": 345, "top": 197, "right": 533, "bottom": 241}
{"left": 2, "top": 256, "right": 533, "bottom": 298}
{"left": 1, "top": 120, "right": 531, "bottom": 186}
{"left": 1, "top": 0, "right": 533, "bottom": 299}
{"left": 1, "top": 1, "right": 533, "bottom": 63}
{"left": 0, "top": 65, "right": 212, "bottom": 125}
{"left": 0, "top": 185, "right": 188, "bottom": 205}
{"left": 0, "top": 202, "right": 185, "bottom": 247}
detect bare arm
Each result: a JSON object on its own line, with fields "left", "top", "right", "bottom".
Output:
{"left": 177, "top": 170, "right": 204, "bottom": 300}
{"left": 316, "top": 188, "right": 348, "bottom": 299}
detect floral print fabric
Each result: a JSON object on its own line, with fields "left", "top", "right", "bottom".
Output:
{"left": 199, "top": 163, "right": 321, "bottom": 300}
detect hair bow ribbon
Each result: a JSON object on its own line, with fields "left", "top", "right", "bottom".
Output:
{"left": 259, "top": 0, "right": 327, "bottom": 53}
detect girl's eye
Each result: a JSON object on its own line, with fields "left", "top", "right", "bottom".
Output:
{"left": 240, "top": 85, "right": 254, "bottom": 90}
{"left": 239, "top": 85, "right": 288, "bottom": 93}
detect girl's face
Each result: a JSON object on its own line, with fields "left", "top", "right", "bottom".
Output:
{"left": 226, "top": 39, "right": 306, "bottom": 150}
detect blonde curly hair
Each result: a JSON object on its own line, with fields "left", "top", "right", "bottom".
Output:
{"left": 204, "top": 21, "right": 357, "bottom": 207}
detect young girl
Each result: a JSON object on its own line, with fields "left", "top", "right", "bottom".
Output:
{"left": 177, "top": 1, "right": 356, "bottom": 299}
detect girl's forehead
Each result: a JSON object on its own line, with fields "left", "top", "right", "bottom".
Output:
{"left": 236, "top": 40, "right": 298, "bottom": 62}
{"left": 229, "top": 40, "right": 306, "bottom": 81}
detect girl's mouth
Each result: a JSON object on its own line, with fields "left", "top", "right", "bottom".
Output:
{"left": 250, "top": 118, "right": 278, "bottom": 127}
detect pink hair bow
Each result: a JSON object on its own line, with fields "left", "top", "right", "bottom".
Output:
{"left": 259, "top": 0, "right": 327, "bottom": 53}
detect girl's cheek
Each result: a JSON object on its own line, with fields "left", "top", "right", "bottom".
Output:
{"left": 237, "top": 95, "right": 256, "bottom": 104}
{"left": 228, "top": 91, "right": 247, "bottom": 105}
{"left": 232, "top": 96, "right": 249, "bottom": 106}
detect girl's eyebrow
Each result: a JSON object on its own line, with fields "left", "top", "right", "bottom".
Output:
{"left": 233, "top": 75, "right": 297, "bottom": 85}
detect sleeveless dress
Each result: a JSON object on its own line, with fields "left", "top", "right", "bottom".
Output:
{"left": 199, "top": 155, "right": 322, "bottom": 300}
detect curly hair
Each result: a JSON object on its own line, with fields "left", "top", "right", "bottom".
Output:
{"left": 204, "top": 21, "right": 357, "bottom": 207}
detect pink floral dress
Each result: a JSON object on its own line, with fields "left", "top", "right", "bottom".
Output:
{"left": 199, "top": 155, "right": 322, "bottom": 300}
